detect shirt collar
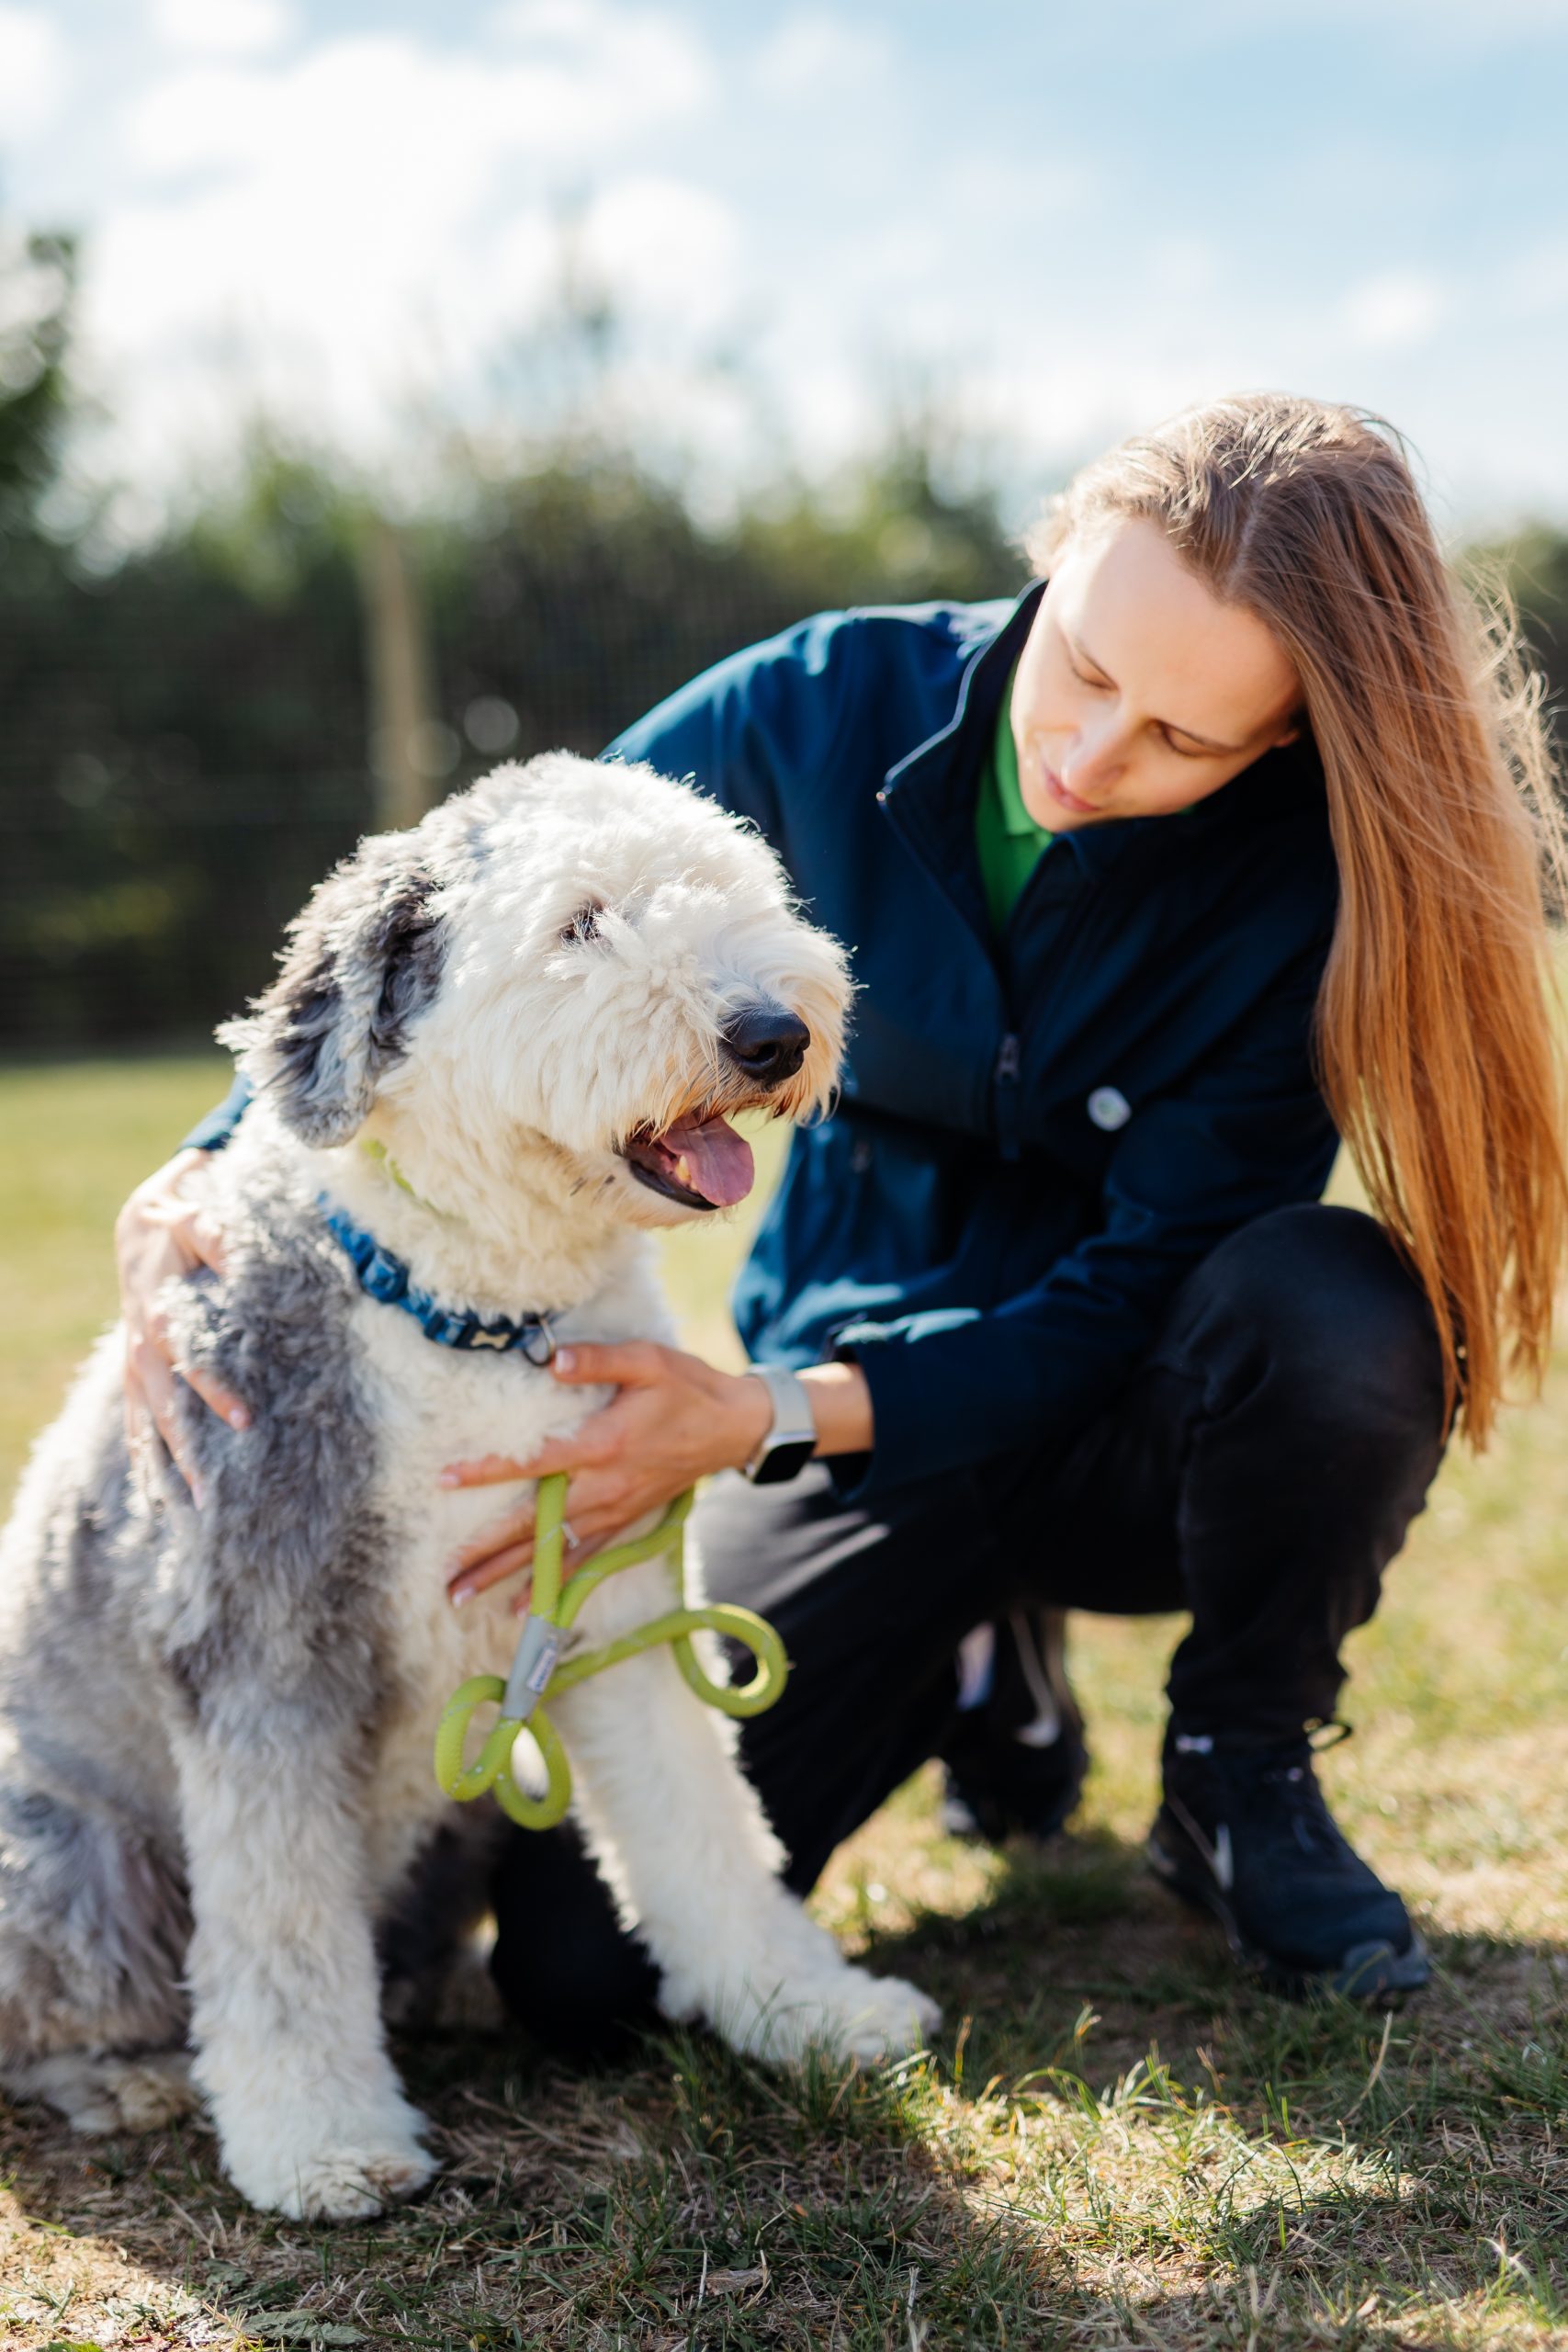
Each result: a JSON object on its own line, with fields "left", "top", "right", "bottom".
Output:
{"left": 989, "top": 662, "right": 1049, "bottom": 842}
{"left": 879, "top": 576, "right": 1325, "bottom": 891}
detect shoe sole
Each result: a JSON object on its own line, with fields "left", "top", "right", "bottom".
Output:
{"left": 1146, "top": 1829, "right": 1431, "bottom": 2002}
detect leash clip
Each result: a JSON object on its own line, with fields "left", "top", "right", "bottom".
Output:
{"left": 500, "top": 1614, "right": 560, "bottom": 1724}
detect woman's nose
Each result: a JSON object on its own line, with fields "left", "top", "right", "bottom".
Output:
{"left": 1062, "top": 717, "right": 1125, "bottom": 794}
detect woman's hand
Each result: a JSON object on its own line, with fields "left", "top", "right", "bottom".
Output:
{"left": 441, "top": 1342, "right": 774, "bottom": 1609}
{"left": 116, "top": 1148, "right": 249, "bottom": 1500}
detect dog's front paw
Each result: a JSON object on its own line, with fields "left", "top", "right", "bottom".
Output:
{"left": 223, "top": 2101, "right": 436, "bottom": 2221}
{"left": 816, "top": 1969, "right": 942, "bottom": 2063}
{"left": 272, "top": 2141, "right": 436, "bottom": 2222}
{"left": 727, "top": 1967, "right": 941, "bottom": 2068}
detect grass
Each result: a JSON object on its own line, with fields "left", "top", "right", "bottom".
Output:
{"left": 0, "top": 1055, "right": 1565, "bottom": 2350}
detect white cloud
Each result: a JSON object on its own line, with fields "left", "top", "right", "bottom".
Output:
{"left": 581, "top": 178, "right": 740, "bottom": 333}
{"left": 0, "top": 4, "right": 65, "bottom": 140}
{"left": 1342, "top": 271, "right": 1449, "bottom": 350}
{"left": 752, "top": 14, "right": 892, "bottom": 98}
{"left": 486, "top": 0, "right": 714, "bottom": 116}
{"left": 1148, "top": 238, "right": 1220, "bottom": 300}
{"left": 79, "top": 14, "right": 725, "bottom": 483}
{"left": 150, "top": 0, "right": 294, "bottom": 58}
{"left": 125, "top": 17, "right": 713, "bottom": 184}
{"left": 4, "top": 0, "right": 1563, "bottom": 526}
{"left": 1499, "top": 239, "right": 1568, "bottom": 320}
{"left": 1101, "top": 0, "right": 1568, "bottom": 40}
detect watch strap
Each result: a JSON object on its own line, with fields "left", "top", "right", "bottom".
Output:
{"left": 741, "top": 1363, "right": 817, "bottom": 1485}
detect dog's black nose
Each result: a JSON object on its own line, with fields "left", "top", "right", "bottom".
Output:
{"left": 721, "top": 1006, "right": 810, "bottom": 1088}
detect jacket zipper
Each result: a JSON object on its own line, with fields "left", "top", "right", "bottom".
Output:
{"left": 993, "top": 1031, "right": 1021, "bottom": 1163}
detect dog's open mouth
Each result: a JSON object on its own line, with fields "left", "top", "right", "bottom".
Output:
{"left": 622, "top": 1112, "right": 755, "bottom": 1211}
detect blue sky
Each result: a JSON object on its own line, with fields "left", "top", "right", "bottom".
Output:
{"left": 4, "top": 0, "right": 1567, "bottom": 533}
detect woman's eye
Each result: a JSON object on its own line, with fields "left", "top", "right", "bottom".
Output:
{"left": 1163, "top": 731, "right": 1206, "bottom": 759}
{"left": 560, "top": 902, "right": 604, "bottom": 944}
{"left": 1070, "top": 662, "right": 1110, "bottom": 691}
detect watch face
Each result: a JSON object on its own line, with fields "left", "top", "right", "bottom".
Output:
{"left": 750, "top": 1433, "right": 817, "bottom": 1486}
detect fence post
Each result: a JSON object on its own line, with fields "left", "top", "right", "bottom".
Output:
{"left": 357, "top": 515, "right": 440, "bottom": 831}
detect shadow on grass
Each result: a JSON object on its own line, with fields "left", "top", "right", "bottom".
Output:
{"left": 1, "top": 1833, "right": 1564, "bottom": 2348}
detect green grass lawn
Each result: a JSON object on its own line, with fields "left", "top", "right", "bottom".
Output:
{"left": 1, "top": 1056, "right": 1565, "bottom": 2351}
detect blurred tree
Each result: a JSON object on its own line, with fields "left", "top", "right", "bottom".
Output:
{"left": 1489, "top": 526, "right": 1568, "bottom": 730}
{"left": 0, "top": 421, "right": 370, "bottom": 1047}
{"left": 0, "top": 232, "right": 1028, "bottom": 1046}
{"left": 428, "top": 420, "right": 1024, "bottom": 777}
{"left": 0, "top": 228, "right": 74, "bottom": 537}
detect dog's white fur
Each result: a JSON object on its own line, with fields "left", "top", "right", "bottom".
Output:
{"left": 0, "top": 754, "right": 939, "bottom": 2221}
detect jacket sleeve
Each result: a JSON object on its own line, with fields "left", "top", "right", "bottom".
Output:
{"left": 829, "top": 944, "right": 1340, "bottom": 1503}
{"left": 180, "top": 1068, "right": 253, "bottom": 1153}
{"left": 603, "top": 609, "right": 856, "bottom": 853}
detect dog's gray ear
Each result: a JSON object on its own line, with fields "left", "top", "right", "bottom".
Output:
{"left": 219, "top": 834, "right": 446, "bottom": 1146}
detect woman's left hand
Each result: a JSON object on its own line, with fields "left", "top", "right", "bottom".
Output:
{"left": 440, "top": 1341, "right": 773, "bottom": 1609}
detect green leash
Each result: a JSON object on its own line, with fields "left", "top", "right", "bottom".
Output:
{"left": 434, "top": 1473, "right": 789, "bottom": 1830}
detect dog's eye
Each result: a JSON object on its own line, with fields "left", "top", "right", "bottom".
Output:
{"left": 560, "top": 902, "right": 604, "bottom": 944}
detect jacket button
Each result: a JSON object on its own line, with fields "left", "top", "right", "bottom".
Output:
{"left": 1088, "top": 1086, "right": 1132, "bottom": 1131}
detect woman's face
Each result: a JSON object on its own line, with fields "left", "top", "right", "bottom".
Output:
{"left": 1010, "top": 515, "right": 1303, "bottom": 831}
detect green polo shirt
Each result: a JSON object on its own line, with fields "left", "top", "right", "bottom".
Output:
{"left": 975, "top": 663, "right": 1053, "bottom": 933}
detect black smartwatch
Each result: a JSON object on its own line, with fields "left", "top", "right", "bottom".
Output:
{"left": 740, "top": 1363, "right": 818, "bottom": 1486}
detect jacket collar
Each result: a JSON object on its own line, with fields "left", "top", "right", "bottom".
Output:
{"left": 877, "top": 578, "right": 1325, "bottom": 914}
{"left": 877, "top": 581, "right": 1126, "bottom": 926}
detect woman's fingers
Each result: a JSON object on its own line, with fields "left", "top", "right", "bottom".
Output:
{"left": 128, "top": 1334, "right": 206, "bottom": 1507}
{"left": 447, "top": 1506, "right": 536, "bottom": 1598}
{"left": 548, "top": 1340, "right": 667, "bottom": 1387}
{"left": 452, "top": 1543, "right": 535, "bottom": 1608}
{"left": 182, "top": 1362, "right": 252, "bottom": 1431}
{"left": 439, "top": 1453, "right": 532, "bottom": 1490}
{"left": 115, "top": 1150, "right": 251, "bottom": 1458}
{"left": 510, "top": 1534, "right": 604, "bottom": 1613}
{"left": 440, "top": 1421, "right": 615, "bottom": 1487}
{"left": 445, "top": 1477, "right": 633, "bottom": 1603}
{"left": 142, "top": 1295, "right": 249, "bottom": 1431}
{"left": 185, "top": 1207, "right": 231, "bottom": 1278}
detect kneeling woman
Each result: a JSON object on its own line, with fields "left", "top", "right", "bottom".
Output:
{"left": 123, "top": 392, "right": 1568, "bottom": 2022}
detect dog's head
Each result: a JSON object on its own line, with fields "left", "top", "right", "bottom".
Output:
{"left": 220, "top": 753, "right": 851, "bottom": 1226}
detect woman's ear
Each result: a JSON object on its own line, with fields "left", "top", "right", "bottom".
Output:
{"left": 218, "top": 836, "right": 446, "bottom": 1147}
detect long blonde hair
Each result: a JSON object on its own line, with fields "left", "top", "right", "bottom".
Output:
{"left": 1028, "top": 392, "right": 1568, "bottom": 1446}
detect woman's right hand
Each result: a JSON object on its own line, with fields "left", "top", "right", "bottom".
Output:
{"left": 116, "top": 1148, "right": 249, "bottom": 1501}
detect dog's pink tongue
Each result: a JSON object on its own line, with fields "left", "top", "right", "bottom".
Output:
{"left": 663, "top": 1114, "right": 754, "bottom": 1207}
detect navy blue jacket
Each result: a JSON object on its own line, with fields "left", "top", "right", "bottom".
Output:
{"left": 191, "top": 582, "right": 1341, "bottom": 1505}
{"left": 605, "top": 582, "right": 1340, "bottom": 1501}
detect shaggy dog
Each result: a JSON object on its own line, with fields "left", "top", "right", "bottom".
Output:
{"left": 0, "top": 754, "right": 939, "bottom": 2219}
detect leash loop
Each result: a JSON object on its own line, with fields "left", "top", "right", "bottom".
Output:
{"left": 434, "top": 1472, "right": 788, "bottom": 1830}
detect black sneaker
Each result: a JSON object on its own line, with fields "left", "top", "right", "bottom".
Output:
{"left": 1148, "top": 1724, "right": 1429, "bottom": 2000}
{"left": 941, "top": 1609, "right": 1089, "bottom": 1844}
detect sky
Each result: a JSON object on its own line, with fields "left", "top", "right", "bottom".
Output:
{"left": 3, "top": 0, "right": 1568, "bottom": 535}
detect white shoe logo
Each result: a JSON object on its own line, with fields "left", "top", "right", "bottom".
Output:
{"left": 1008, "top": 1607, "right": 1063, "bottom": 1748}
{"left": 1168, "top": 1790, "right": 1235, "bottom": 1892}
{"left": 1213, "top": 1823, "right": 1234, "bottom": 1892}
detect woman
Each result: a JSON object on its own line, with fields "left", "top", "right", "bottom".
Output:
{"left": 119, "top": 393, "right": 1567, "bottom": 2029}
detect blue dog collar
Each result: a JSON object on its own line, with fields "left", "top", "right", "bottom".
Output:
{"left": 319, "top": 1197, "right": 559, "bottom": 1363}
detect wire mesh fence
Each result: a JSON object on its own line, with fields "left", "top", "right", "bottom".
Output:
{"left": 0, "top": 451, "right": 1030, "bottom": 1050}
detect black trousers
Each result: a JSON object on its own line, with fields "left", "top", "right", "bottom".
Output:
{"left": 490, "top": 1204, "right": 1449, "bottom": 2045}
